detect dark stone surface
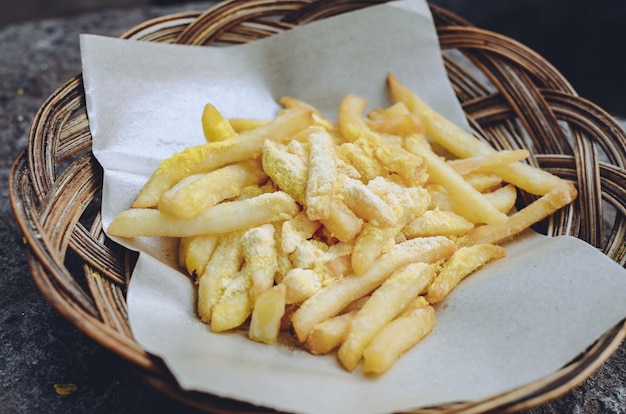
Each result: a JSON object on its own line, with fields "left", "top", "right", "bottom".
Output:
{"left": 1, "top": 2, "right": 625, "bottom": 413}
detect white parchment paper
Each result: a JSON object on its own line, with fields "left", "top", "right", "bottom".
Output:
{"left": 80, "top": 1, "right": 626, "bottom": 413}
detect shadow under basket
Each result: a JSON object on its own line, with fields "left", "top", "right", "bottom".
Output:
{"left": 9, "top": 1, "right": 626, "bottom": 413}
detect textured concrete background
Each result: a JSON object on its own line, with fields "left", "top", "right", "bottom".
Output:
{"left": 2, "top": 1, "right": 626, "bottom": 413}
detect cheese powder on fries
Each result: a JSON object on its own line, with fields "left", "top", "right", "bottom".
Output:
{"left": 108, "top": 74, "right": 577, "bottom": 374}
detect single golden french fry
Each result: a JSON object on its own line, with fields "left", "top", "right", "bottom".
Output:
{"left": 241, "top": 224, "right": 277, "bottom": 302}
{"left": 387, "top": 73, "right": 563, "bottom": 196}
{"left": 367, "top": 113, "right": 424, "bottom": 137}
{"left": 351, "top": 224, "right": 397, "bottom": 275}
{"left": 108, "top": 191, "right": 300, "bottom": 238}
{"left": 228, "top": 118, "right": 270, "bottom": 132}
{"left": 201, "top": 103, "right": 237, "bottom": 142}
{"left": 133, "top": 107, "right": 313, "bottom": 207}
{"left": 405, "top": 135, "right": 508, "bottom": 225}
{"left": 262, "top": 140, "right": 309, "bottom": 202}
{"left": 305, "top": 310, "right": 358, "bottom": 355}
{"left": 483, "top": 184, "right": 518, "bottom": 214}
{"left": 403, "top": 209, "right": 475, "bottom": 238}
{"left": 323, "top": 200, "right": 363, "bottom": 242}
{"left": 367, "top": 101, "right": 410, "bottom": 120}
{"left": 183, "top": 234, "right": 220, "bottom": 280}
{"left": 447, "top": 149, "right": 530, "bottom": 176}
{"left": 463, "top": 172, "right": 503, "bottom": 193}
{"left": 283, "top": 268, "right": 323, "bottom": 304}
{"left": 338, "top": 174, "right": 397, "bottom": 227}
{"left": 197, "top": 232, "right": 243, "bottom": 323}
{"left": 211, "top": 283, "right": 252, "bottom": 332}
{"left": 337, "top": 262, "right": 435, "bottom": 371}
{"left": 362, "top": 297, "right": 434, "bottom": 374}
{"left": 249, "top": 284, "right": 287, "bottom": 345}
{"left": 178, "top": 236, "right": 191, "bottom": 269}
{"left": 338, "top": 94, "right": 378, "bottom": 143}
{"left": 279, "top": 96, "right": 337, "bottom": 132}
{"left": 306, "top": 131, "right": 337, "bottom": 221}
{"left": 324, "top": 254, "right": 352, "bottom": 278}
{"left": 158, "top": 160, "right": 267, "bottom": 219}
{"left": 291, "top": 236, "right": 456, "bottom": 343}
{"left": 462, "top": 181, "right": 578, "bottom": 246}
{"left": 426, "top": 243, "right": 507, "bottom": 304}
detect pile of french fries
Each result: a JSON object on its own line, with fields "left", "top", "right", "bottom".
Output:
{"left": 108, "top": 74, "right": 577, "bottom": 374}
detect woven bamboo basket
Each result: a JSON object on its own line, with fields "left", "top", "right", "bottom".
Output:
{"left": 9, "top": 0, "right": 626, "bottom": 412}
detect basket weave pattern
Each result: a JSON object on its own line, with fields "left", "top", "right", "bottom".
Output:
{"left": 9, "top": 1, "right": 626, "bottom": 412}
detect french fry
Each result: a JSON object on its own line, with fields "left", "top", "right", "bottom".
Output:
{"left": 337, "top": 174, "right": 397, "bottom": 227}
{"left": 338, "top": 94, "right": 378, "bottom": 143}
{"left": 366, "top": 176, "right": 431, "bottom": 224}
{"left": 319, "top": 199, "right": 364, "bottom": 242}
{"left": 362, "top": 297, "right": 434, "bottom": 374}
{"left": 462, "top": 181, "right": 578, "bottom": 246}
{"left": 262, "top": 139, "right": 309, "bottom": 202}
{"left": 108, "top": 191, "right": 300, "bottom": 238}
{"left": 367, "top": 113, "right": 424, "bottom": 137}
{"left": 367, "top": 101, "right": 410, "bottom": 120}
{"left": 483, "top": 184, "right": 518, "bottom": 214}
{"left": 158, "top": 160, "right": 267, "bottom": 219}
{"left": 350, "top": 177, "right": 432, "bottom": 274}
{"left": 211, "top": 279, "right": 252, "bottom": 332}
{"left": 305, "top": 131, "right": 337, "bottom": 221}
{"left": 351, "top": 224, "right": 397, "bottom": 275}
{"left": 228, "top": 118, "right": 270, "bottom": 132}
{"left": 288, "top": 239, "right": 327, "bottom": 271}
{"left": 279, "top": 96, "right": 337, "bottom": 132}
{"left": 426, "top": 243, "right": 507, "bottom": 304}
{"left": 182, "top": 234, "right": 219, "bottom": 280}
{"left": 338, "top": 94, "right": 428, "bottom": 186}
{"left": 426, "top": 183, "right": 453, "bottom": 211}
{"left": 249, "top": 284, "right": 287, "bottom": 345}
{"left": 201, "top": 103, "right": 237, "bottom": 142}
{"left": 462, "top": 172, "right": 503, "bottom": 193}
{"left": 387, "top": 73, "right": 563, "bottom": 196}
{"left": 133, "top": 107, "right": 314, "bottom": 207}
{"left": 405, "top": 134, "right": 508, "bottom": 225}
{"left": 178, "top": 236, "right": 192, "bottom": 269}
{"left": 403, "top": 209, "right": 475, "bottom": 238}
{"left": 305, "top": 310, "right": 358, "bottom": 355}
{"left": 197, "top": 232, "right": 243, "bottom": 323}
{"left": 447, "top": 149, "right": 530, "bottom": 176}
{"left": 337, "top": 262, "right": 435, "bottom": 371}
{"left": 291, "top": 236, "right": 456, "bottom": 343}
{"left": 241, "top": 224, "right": 277, "bottom": 302}
{"left": 283, "top": 268, "right": 323, "bottom": 304}
{"left": 373, "top": 142, "right": 428, "bottom": 187}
